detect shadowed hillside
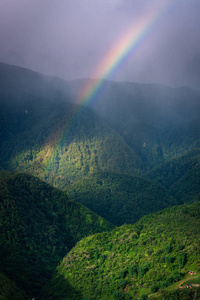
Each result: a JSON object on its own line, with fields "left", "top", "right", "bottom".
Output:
{"left": 1, "top": 62, "right": 200, "bottom": 232}
{"left": 67, "top": 172, "right": 177, "bottom": 226}
{"left": 147, "top": 149, "right": 200, "bottom": 203}
{"left": 0, "top": 171, "right": 114, "bottom": 298}
{"left": 1, "top": 62, "right": 200, "bottom": 300}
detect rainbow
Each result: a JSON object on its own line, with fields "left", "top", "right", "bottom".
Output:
{"left": 78, "top": 0, "right": 176, "bottom": 105}
{"left": 42, "top": 0, "right": 177, "bottom": 173}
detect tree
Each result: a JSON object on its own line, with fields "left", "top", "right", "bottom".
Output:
{"left": 113, "top": 290, "right": 125, "bottom": 300}
{"left": 178, "top": 252, "right": 186, "bottom": 268}
{"left": 151, "top": 283, "right": 159, "bottom": 293}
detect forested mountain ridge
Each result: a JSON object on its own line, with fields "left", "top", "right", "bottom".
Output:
{"left": 0, "top": 63, "right": 142, "bottom": 182}
{"left": 69, "top": 78, "right": 200, "bottom": 168}
{"left": 67, "top": 172, "right": 177, "bottom": 226}
{"left": 1, "top": 62, "right": 200, "bottom": 230}
{"left": 147, "top": 149, "right": 200, "bottom": 203}
{"left": 1, "top": 62, "right": 200, "bottom": 299}
{"left": 1, "top": 62, "right": 200, "bottom": 173}
{"left": 0, "top": 171, "right": 114, "bottom": 298}
{"left": 41, "top": 201, "right": 200, "bottom": 300}
{"left": 0, "top": 61, "right": 71, "bottom": 102}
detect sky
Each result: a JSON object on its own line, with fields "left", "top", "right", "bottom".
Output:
{"left": 0, "top": 0, "right": 200, "bottom": 89}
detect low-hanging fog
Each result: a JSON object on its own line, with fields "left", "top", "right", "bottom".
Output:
{"left": 0, "top": 0, "right": 200, "bottom": 89}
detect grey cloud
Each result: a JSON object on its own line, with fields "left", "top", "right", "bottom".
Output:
{"left": 0, "top": 0, "right": 199, "bottom": 89}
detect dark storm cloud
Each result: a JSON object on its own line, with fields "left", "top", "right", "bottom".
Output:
{"left": 0, "top": 0, "right": 199, "bottom": 89}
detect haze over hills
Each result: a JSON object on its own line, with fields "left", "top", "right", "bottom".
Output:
{"left": 1, "top": 62, "right": 200, "bottom": 172}
{"left": 0, "top": 63, "right": 199, "bottom": 218}
{"left": 0, "top": 62, "right": 200, "bottom": 299}
{"left": 1, "top": 62, "right": 200, "bottom": 221}
{"left": 68, "top": 78, "right": 200, "bottom": 168}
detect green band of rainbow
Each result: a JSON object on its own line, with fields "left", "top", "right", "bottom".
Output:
{"left": 78, "top": 0, "right": 176, "bottom": 105}
{"left": 43, "top": 0, "right": 177, "bottom": 173}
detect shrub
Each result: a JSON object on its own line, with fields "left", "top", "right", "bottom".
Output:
{"left": 113, "top": 290, "right": 125, "bottom": 300}
{"left": 164, "top": 244, "right": 172, "bottom": 254}
{"left": 119, "top": 269, "right": 128, "bottom": 279}
{"left": 165, "top": 255, "right": 174, "bottom": 265}
{"left": 165, "top": 275, "right": 174, "bottom": 287}
{"left": 178, "top": 244, "right": 185, "bottom": 251}
{"left": 172, "top": 270, "right": 181, "bottom": 282}
{"left": 159, "top": 281, "right": 167, "bottom": 289}
{"left": 107, "top": 243, "right": 113, "bottom": 251}
{"left": 178, "top": 252, "right": 186, "bottom": 268}
{"left": 128, "top": 264, "right": 138, "bottom": 277}
{"left": 118, "top": 279, "right": 127, "bottom": 289}
{"left": 137, "top": 265, "right": 148, "bottom": 278}
{"left": 100, "top": 254, "right": 106, "bottom": 263}
{"left": 151, "top": 283, "right": 159, "bottom": 293}
{"left": 98, "top": 269, "right": 103, "bottom": 276}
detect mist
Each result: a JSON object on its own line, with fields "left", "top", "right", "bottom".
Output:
{"left": 0, "top": 0, "right": 200, "bottom": 89}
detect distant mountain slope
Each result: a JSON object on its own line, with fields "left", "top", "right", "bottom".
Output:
{"left": 0, "top": 96, "right": 142, "bottom": 182}
{"left": 0, "top": 61, "right": 71, "bottom": 102}
{"left": 67, "top": 172, "right": 177, "bottom": 226}
{"left": 0, "top": 62, "right": 142, "bottom": 185}
{"left": 0, "top": 171, "right": 114, "bottom": 298}
{"left": 41, "top": 202, "right": 200, "bottom": 300}
{"left": 1, "top": 62, "right": 200, "bottom": 172}
{"left": 69, "top": 79, "right": 200, "bottom": 169}
{"left": 147, "top": 149, "right": 200, "bottom": 203}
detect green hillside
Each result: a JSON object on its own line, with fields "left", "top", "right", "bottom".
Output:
{"left": 1, "top": 62, "right": 200, "bottom": 176}
{"left": 71, "top": 79, "right": 200, "bottom": 169}
{"left": 147, "top": 149, "right": 200, "bottom": 203}
{"left": 0, "top": 93, "right": 142, "bottom": 182}
{"left": 41, "top": 202, "right": 200, "bottom": 300}
{"left": 67, "top": 172, "right": 177, "bottom": 226}
{"left": 0, "top": 171, "right": 114, "bottom": 298}
{"left": 0, "top": 63, "right": 200, "bottom": 300}
{"left": 0, "top": 272, "right": 25, "bottom": 300}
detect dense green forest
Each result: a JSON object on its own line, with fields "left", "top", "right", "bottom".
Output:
{"left": 0, "top": 171, "right": 114, "bottom": 298}
{"left": 67, "top": 172, "right": 177, "bottom": 226}
{"left": 1, "top": 63, "right": 200, "bottom": 227}
{"left": 147, "top": 149, "right": 200, "bottom": 203}
{"left": 0, "top": 63, "right": 200, "bottom": 299}
{"left": 41, "top": 202, "right": 200, "bottom": 300}
{"left": 0, "top": 93, "right": 141, "bottom": 181}
{"left": 70, "top": 79, "right": 200, "bottom": 168}
{"left": 0, "top": 272, "right": 25, "bottom": 300}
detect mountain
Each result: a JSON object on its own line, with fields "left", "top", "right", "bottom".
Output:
{"left": 1, "top": 61, "right": 200, "bottom": 228}
{"left": 1, "top": 62, "right": 200, "bottom": 173}
{"left": 0, "top": 171, "right": 114, "bottom": 298}
{"left": 147, "top": 149, "right": 200, "bottom": 203}
{"left": 1, "top": 62, "right": 200, "bottom": 299}
{"left": 67, "top": 172, "right": 177, "bottom": 226}
{"left": 41, "top": 201, "right": 200, "bottom": 300}
{"left": 0, "top": 61, "right": 71, "bottom": 102}
{"left": 0, "top": 63, "right": 142, "bottom": 184}
{"left": 69, "top": 79, "right": 200, "bottom": 170}
{"left": 1, "top": 62, "right": 200, "bottom": 177}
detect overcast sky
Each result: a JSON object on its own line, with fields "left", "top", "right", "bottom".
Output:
{"left": 0, "top": 0, "right": 200, "bottom": 89}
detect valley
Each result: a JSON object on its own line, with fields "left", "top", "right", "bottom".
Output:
{"left": 0, "top": 63, "right": 200, "bottom": 299}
